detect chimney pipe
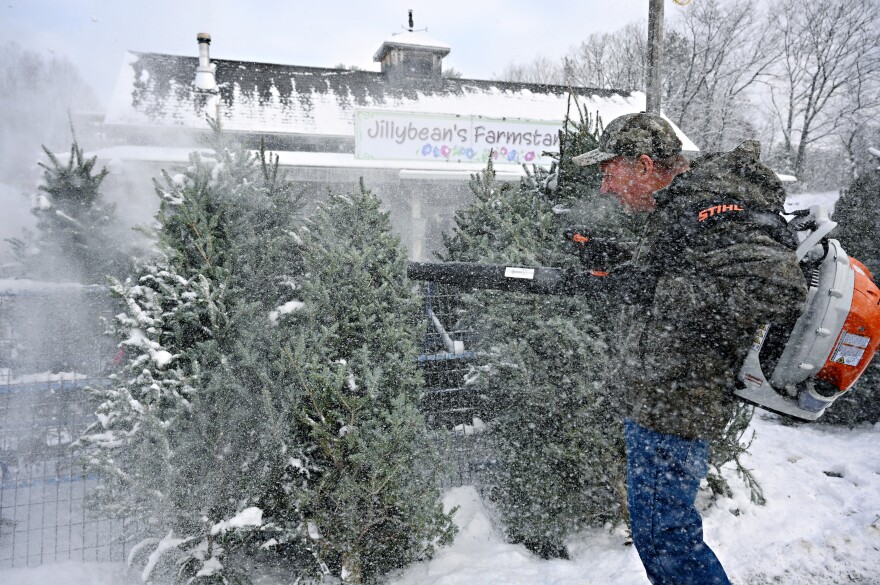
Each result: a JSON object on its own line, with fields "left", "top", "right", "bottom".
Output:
{"left": 195, "top": 32, "right": 217, "bottom": 91}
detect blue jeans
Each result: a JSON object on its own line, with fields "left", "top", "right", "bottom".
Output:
{"left": 625, "top": 419, "right": 731, "bottom": 585}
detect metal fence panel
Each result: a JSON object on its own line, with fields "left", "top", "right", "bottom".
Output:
{"left": 0, "top": 282, "right": 491, "bottom": 568}
{"left": 0, "top": 379, "right": 136, "bottom": 569}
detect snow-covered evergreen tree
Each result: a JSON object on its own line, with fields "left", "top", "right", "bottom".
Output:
{"left": 79, "top": 124, "right": 310, "bottom": 583}
{"left": 440, "top": 108, "right": 628, "bottom": 558}
{"left": 286, "top": 183, "right": 456, "bottom": 583}
{"left": 11, "top": 140, "right": 129, "bottom": 283}
{"left": 80, "top": 124, "right": 453, "bottom": 584}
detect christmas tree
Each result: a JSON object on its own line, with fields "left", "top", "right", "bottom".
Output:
{"left": 12, "top": 140, "right": 129, "bottom": 283}
{"left": 440, "top": 105, "right": 628, "bottom": 558}
{"left": 4, "top": 139, "right": 129, "bottom": 376}
{"left": 79, "top": 124, "right": 454, "bottom": 584}
{"left": 285, "top": 182, "right": 456, "bottom": 583}
{"left": 79, "top": 124, "right": 310, "bottom": 583}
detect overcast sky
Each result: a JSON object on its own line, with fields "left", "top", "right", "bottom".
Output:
{"left": 1, "top": 0, "right": 672, "bottom": 107}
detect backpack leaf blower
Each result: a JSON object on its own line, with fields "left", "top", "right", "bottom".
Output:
{"left": 734, "top": 206, "right": 880, "bottom": 419}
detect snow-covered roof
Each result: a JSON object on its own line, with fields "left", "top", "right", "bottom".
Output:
{"left": 105, "top": 51, "right": 697, "bottom": 153}
{"left": 373, "top": 30, "right": 452, "bottom": 61}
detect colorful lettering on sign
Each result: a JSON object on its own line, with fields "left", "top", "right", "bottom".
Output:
{"left": 417, "top": 144, "right": 539, "bottom": 164}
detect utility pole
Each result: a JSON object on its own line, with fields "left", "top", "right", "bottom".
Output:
{"left": 646, "top": 0, "right": 664, "bottom": 114}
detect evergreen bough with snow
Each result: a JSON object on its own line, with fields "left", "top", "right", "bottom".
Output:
{"left": 79, "top": 125, "right": 307, "bottom": 583}
{"left": 79, "top": 124, "right": 454, "bottom": 584}
{"left": 4, "top": 139, "right": 131, "bottom": 375}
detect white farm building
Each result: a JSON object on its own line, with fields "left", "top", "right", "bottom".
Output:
{"left": 86, "top": 22, "right": 696, "bottom": 259}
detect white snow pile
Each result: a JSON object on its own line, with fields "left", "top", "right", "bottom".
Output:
{"left": 0, "top": 561, "right": 131, "bottom": 585}
{"left": 0, "top": 278, "right": 103, "bottom": 295}
{"left": 390, "top": 413, "right": 880, "bottom": 585}
{"left": 268, "top": 299, "right": 304, "bottom": 325}
{"left": 2, "top": 412, "right": 877, "bottom": 584}
{"left": 0, "top": 370, "right": 89, "bottom": 385}
{"left": 210, "top": 507, "right": 263, "bottom": 536}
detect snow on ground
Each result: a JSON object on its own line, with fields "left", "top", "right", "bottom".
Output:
{"left": 0, "top": 278, "right": 106, "bottom": 296}
{"left": 2, "top": 412, "right": 877, "bottom": 584}
{"left": 0, "top": 560, "right": 130, "bottom": 584}
{"left": 0, "top": 370, "right": 89, "bottom": 385}
{"left": 389, "top": 413, "right": 880, "bottom": 585}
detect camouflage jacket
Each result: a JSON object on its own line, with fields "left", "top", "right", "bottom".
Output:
{"left": 617, "top": 142, "right": 808, "bottom": 440}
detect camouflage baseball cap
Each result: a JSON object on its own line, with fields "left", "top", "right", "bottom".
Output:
{"left": 572, "top": 112, "right": 683, "bottom": 166}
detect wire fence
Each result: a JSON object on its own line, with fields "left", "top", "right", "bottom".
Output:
{"left": 0, "top": 282, "right": 490, "bottom": 569}
{"left": 0, "top": 289, "right": 143, "bottom": 569}
{"left": 0, "top": 378, "right": 140, "bottom": 569}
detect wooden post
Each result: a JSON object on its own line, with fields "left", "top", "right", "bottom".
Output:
{"left": 646, "top": 0, "right": 664, "bottom": 114}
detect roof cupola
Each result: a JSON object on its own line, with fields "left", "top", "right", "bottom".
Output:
{"left": 373, "top": 11, "right": 450, "bottom": 78}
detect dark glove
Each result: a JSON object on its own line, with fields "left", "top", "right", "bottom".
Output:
{"left": 566, "top": 262, "right": 658, "bottom": 305}
{"left": 607, "top": 263, "right": 658, "bottom": 306}
{"left": 563, "top": 225, "right": 630, "bottom": 270}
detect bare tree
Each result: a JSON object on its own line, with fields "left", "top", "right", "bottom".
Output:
{"left": 495, "top": 55, "right": 566, "bottom": 85}
{"left": 835, "top": 41, "right": 880, "bottom": 181}
{"left": 564, "top": 22, "right": 647, "bottom": 91}
{"left": 766, "top": 0, "right": 880, "bottom": 177}
{"left": 496, "top": 23, "right": 646, "bottom": 90}
{"left": 662, "top": 0, "right": 781, "bottom": 151}
{"left": 492, "top": 0, "right": 879, "bottom": 185}
{"left": 557, "top": 3, "right": 779, "bottom": 152}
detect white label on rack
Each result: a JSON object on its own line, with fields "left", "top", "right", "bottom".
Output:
{"left": 504, "top": 267, "right": 535, "bottom": 280}
{"left": 831, "top": 341, "right": 867, "bottom": 366}
{"left": 840, "top": 332, "right": 870, "bottom": 348}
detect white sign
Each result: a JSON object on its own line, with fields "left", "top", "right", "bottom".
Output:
{"left": 504, "top": 267, "right": 536, "bottom": 280}
{"left": 355, "top": 108, "right": 561, "bottom": 166}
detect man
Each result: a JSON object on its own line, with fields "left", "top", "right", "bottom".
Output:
{"left": 571, "top": 113, "right": 807, "bottom": 585}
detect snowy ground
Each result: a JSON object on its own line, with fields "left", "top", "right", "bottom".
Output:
{"left": 2, "top": 412, "right": 878, "bottom": 584}
{"left": 390, "top": 412, "right": 880, "bottom": 585}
